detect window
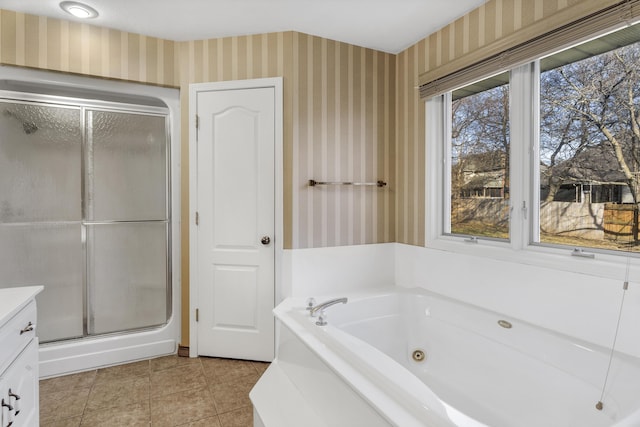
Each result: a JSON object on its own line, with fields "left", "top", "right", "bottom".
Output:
{"left": 449, "top": 74, "right": 510, "bottom": 240}
{"left": 539, "top": 24, "right": 640, "bottom": 252}
{"left": 431, "top": 21, "right": 640, "bottom": 254}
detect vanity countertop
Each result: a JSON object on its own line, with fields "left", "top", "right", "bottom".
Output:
{"left": 0, "top": 286, "right": 43, "bottom": 327}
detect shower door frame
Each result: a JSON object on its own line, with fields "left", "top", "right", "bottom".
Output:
{"left": 0, "top": 64, "right": 181, "bottom": 378}
{"left": 82, "top": 102, "right": 173, "bottom": 337}
{"left": 0, "top": 90, "right": 173, "bottom": 340}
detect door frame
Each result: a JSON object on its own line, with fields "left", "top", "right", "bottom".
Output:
{"left": 188, "top": 77, "right": 283, "bottom": 358}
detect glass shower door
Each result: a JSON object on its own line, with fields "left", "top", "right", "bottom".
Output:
{"left": 0, "top": 95, "right": 171, "bottom": 343}
{"left": 0, "top": 101, "right": 84, "bottom": 342}
{"left": 85, "top": 110, "right": 169, "bottom": 334}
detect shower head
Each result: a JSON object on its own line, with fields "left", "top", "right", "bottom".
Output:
{"left": 3, "top": 109, "right": 38, "bottom": 135}
{"left": 22, "top": 121, "right": 38, "bottom": 135}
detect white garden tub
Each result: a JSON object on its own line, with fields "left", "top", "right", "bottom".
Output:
{"left": 251, "top": 287, "right": 640, "bottom": 427}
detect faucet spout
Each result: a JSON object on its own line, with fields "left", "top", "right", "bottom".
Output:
{"left": 309, "top": 297, "right": 348, "bottom": 317}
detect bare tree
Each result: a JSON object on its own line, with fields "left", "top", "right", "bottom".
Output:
{"left": 541, "top": 43, "right": 640, "bottom": 204}
{"left": 451, "top": 84, "right": 510, "bottom": 198}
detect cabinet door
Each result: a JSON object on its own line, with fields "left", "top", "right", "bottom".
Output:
{"left": 0, "top": 339, "right": 39, "bottom": 427}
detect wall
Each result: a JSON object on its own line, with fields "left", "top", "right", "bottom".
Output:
{"left": 177, "top": 33, "right": 292, "bottom": 346}
{"left": 0, "top": 0, "right": 623, "bottom": 350}
{"left": 284, "top": 242, "right": 640, "bottom": 360}
{"left": 290, "top": 33, "right": 396, "bottom": 248}
{"left": 395, "top": 45, "right": 426, "bottom": 246}
{"left": 0, "top": 10, "right": 396, "bottom": 252}
{"left": 178, "top": 33, "right": 395, "bottom": 244}
{"left": 283, "top": 243, "right": 396, "bottom": 297}
{"left": 0, "top": 10, "right": 177, "bottom": 86}
{"left": 0, "top": 9, "right": 398, "bottom": 347}
{"left": 177, "top": 32, "right": 396, "bottom": 345}
{"left": 394, "top": 0, "right": 622, "bottom": 246}
{"left": 395, "top": 243, "right": 640, "bottom": 359}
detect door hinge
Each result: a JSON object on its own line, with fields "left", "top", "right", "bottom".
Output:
{"left": 196, "top": 308, "right": 199, "bottom": 322}
{"left": 195, "top": 211, "right": 199, "bottom": 225}
{"left": 195, "top": 114, "right": 199, "bottom": 142}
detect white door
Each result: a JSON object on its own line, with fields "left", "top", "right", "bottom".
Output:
{"left": 195, "top": 85, "right": 275, "bottom": 361}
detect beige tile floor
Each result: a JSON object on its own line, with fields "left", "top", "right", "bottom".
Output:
{"left": 39, "top": 355, "right": 269, "bottom": 427}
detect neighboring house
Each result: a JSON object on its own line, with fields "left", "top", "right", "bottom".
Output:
{"left": 454, "top": 144, "right": 639, "bottom": 203}
{"left": 541, "top": 143, "right": 638, "bottom": 203}
{"left": 452, "top": 151, "right": 507, "bottom": 198}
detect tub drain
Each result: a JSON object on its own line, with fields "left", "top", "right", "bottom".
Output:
{"left": 412, "top": 349, "right": 426, "bottom": 362}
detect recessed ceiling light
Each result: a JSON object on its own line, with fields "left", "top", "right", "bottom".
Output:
{"left": 59, "top": 1, "right": 99, "bottom": 19}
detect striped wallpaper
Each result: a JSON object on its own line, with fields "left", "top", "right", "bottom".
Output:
{"left": 0, "top": 10, "right": 398, "bottom": 346}
{"left": 177, "top": 32, "right": 396, "bottom": 344}
{"left": 0, "top": 1, "right": 625, "bottom": 344}
{"left": 177, "top": 32, "right": 395, "bottom": 250}
{"left": 395, "top": 45, "right": 426, "bottom": 246}
{"left": 393, "top": 0, "right": 621, "bottom": 246}
{"left": 0, "top": 10, "right": 177, "bottom": 87}
{"left": 418, "top": 0, "right": 623, "bottom": 87}
{"left": 290, "top": 32, "right": 395, "bottom": 248}
{"left": 176, "top": 33, "right": 293, "bottom": 345}
{"left": 0, "top": 1, "right": 618, "bottom": 249}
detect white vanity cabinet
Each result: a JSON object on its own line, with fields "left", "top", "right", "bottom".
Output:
{"left": 0, "top": 287, "right": 42, "bottom": 427}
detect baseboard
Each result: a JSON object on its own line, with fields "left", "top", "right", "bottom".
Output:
{"left": 178, "top": 345, "right": 190, "bottom": 357}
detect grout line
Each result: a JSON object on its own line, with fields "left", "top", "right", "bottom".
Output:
{"left": 148, "top": 361, "right": 152, "bottom": 425}
{"left": 79, "top": 370, "right": 98, "bottom": 424}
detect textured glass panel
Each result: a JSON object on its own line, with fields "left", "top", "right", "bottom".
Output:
{"left": 87, "top": 222, "right": 168, "bottom": 334}
{"left": 86, "top": 110, "right": 167, "bottom": 221}
{"left": 0, "top": 102, "right": 81, "bottom": 222}
{"left": 0, "top": 223, "right": 83, "bottom": 342}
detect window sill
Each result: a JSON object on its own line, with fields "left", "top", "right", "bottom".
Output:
{"left": 425, "top": 235, "right": 639, "bottom": 284}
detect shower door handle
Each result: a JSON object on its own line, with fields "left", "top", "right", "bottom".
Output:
{"left": 261, "top": 236, "right": 271, "bottom": 245}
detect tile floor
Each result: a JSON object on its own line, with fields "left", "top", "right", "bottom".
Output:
{"left": 39, "top": 355, "right": 269, "bottom": 427}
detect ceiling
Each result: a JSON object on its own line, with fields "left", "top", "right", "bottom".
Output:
{"left": 0, "top": 0, "right": 487, "bottom": 54}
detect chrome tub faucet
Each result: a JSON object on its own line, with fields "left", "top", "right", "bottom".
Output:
{"left": 306, "top": 297, "right": 348, "bottom": 326}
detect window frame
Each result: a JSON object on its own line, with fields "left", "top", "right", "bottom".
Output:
{"left": 447, "top": 73, "right": 512, "bottom": 243}
{"left": 425, "top": 57, "right": 640, "bottom": 280}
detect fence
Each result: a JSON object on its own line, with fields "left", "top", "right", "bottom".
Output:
{"left": 452, "top": 198, "right": 638, "bottom": 241}
{"left": 603, "top": 203, "right": 638, "bottom": 242}
{"left": 451, "top": 198, "right": 510, "bottom": 228}
{"left": 539, "top": 201, "right": 604, "bottom": 240}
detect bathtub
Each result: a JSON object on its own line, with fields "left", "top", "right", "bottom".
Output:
{"left": 251, "top": 288, "right": 640, "bottom": 427}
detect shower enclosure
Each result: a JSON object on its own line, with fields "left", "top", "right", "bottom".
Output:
{"left": 0, "top": 87, "right": 171, "bottom": 344}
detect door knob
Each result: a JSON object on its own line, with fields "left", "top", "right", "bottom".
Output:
{"left": 261, "top": 236, "right": 271, "bottom": 245}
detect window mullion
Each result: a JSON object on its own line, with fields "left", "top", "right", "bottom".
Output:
{"left": 442, "top": 92, "right": 452, "bottom": 236}
{"left": 425, "top": 95, "right": 447, "bottom": 245}
{"left": 509, "top": 63, "right": 536, "bottom": 250}
{"left": 530, "top": 60, "right": 541, "bottom": 246}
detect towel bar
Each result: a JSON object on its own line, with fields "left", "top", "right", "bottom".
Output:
{"left": 309, "top": 179, "right": 387, "bottom": 187}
